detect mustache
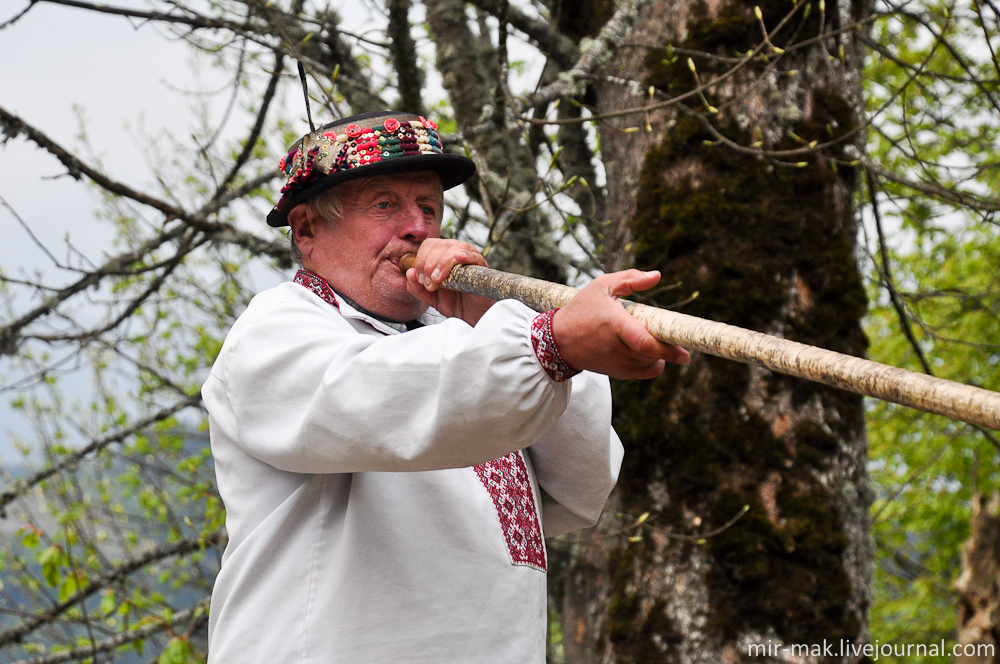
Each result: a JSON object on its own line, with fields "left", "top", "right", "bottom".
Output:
{"left": 382, "top": 245, "right": 422, "bottom": 270}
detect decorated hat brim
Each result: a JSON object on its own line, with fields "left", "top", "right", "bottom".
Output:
{"left": 266, "top": 152, "right": 475, "bottom": 227}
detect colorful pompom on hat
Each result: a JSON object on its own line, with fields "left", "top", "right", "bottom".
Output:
{"left": 266, "top": 110, "right": 475, "bottom": 227}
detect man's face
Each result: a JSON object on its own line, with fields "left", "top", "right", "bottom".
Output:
{"left": 291, "top": 171, "right": 443, "bottom": 321}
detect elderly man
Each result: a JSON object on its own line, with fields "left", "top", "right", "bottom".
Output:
{"left": 202, "top": 110, "right": 688, "bottom": 663}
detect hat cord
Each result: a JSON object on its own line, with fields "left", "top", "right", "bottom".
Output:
{"left": 297, "top": 61, "right": 315, "bottom": 132}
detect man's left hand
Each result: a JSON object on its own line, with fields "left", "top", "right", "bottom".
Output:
{"left": 405, "top": 239, "right": 495, "bottom": 325}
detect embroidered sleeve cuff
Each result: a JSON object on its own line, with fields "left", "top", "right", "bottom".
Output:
{"left": 530, "top": 309, "right": 580, "bottom": 383}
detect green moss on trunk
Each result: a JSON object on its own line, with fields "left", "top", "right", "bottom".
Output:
{"left": 603, "top": 2, "right": 869, "bottom": 654}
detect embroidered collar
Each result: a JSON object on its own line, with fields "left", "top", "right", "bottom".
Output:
{"left": 293, "top": 269, "right": 340, "bottom": 311}
{"left": 292, "top": 268, "right": 422, "bottom": 333}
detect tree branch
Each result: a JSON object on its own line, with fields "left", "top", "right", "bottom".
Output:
{"left": 215, "top": 51, "right": 285, "bottom": 196}
{"left": 0, "top": 395, "right": 202, "bottom": 515}
{"left": 36, "top": 0, "right": 211, "bottom": 29}
{"left": 0, "top": 0, "right": 37, "bottom": 30}
{"left": 869, "top": 170, "right": 934, "bottom": 375}
{"left": 0, "top": 224, "right": 191, "bottom": 358}
{"left": 0, "top": 532, "right": 222, "bottom": 647}
{"left": 465, "top": 0, "right": 579, "bottom": 68}
{"left": 9, "top": 598, "right": 210, "bottom": 664}
{"left": 864, "top": 159, "right": 1000, "bottom": 213}
{"left": 869, "top": 170, "right": 1000, "bottom": 453}
{"left": 0, "top": 105, "right": 188, "bottom": 220}
{"left": 520, "top": 0, "right": 644, "bottom": 111}
{"left": 426, "top": 0, "right": 490, "bottom": 129}
{"left": 386, "top": 0, "right": 425, "bottom": 115}
{"left": 0, "top": 106, "right": 288, "bottom": 355}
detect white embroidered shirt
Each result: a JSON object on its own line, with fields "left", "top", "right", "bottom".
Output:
{"left": 202, "top": 271, "right": 623, "bottom": 663}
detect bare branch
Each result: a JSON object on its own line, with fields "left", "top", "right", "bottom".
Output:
{"left": 0, "top": 1, "right": 37, "bottom": 30}
{"left": 869, "top": 170, "right": 934, "bottom": 375}
{"left": 214, "top": 52, "right": 285, "bottom": 195}
{"left": 24, "top": 237, "right": 197, "bottom": 346}
{"left": 36, "top": 0, "right": 217, "bottom": 29}
{"left": 520, "top": 0, "right": 644, "bottom": 111}
{"left": 0, "top": 224, "right": 190, "bottom": 357}
{"left": 0, "top": 195, "right": 69, "bottom": 271}
{"left": 864, "top": 159, "right": 1000, "bottom": 213}
{"left": 466, "top": 0, "right": 579, "bottom": 68}
{"left": 0, "top": 105, "right": 188, "bottom": 220}
{"left": 869, "top": 170, "right": 1000, "bottom": 453}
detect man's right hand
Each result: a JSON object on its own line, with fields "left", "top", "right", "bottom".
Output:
{"left": 552, "top": 270, "right": 690, "bottom": 380}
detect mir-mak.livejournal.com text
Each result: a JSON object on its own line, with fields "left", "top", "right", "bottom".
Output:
{"left": 749, "top": 639, "right": 994, "bottom": 659}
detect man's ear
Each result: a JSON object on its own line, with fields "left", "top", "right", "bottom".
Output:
{"left": 287, "top": 204, "right": 317, "bottom": 261}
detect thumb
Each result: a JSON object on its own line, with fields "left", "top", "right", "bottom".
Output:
{"left": 604, "top": 270, "right": 662, "bottom": 299}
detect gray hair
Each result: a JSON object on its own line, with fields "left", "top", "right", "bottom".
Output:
{"left": 289, "top": 187, "right": 345, "bottom": 266}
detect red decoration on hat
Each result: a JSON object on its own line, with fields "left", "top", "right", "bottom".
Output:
{"left": 419, "top": 116, "right": 438, "bottom": 130}
{"left": 383, "top": 117, "right": 401, "bottom": 133}
{"left": 345, "top": 124, "right": 363, "bottom": 138}
{"left": 323, "top": 131, "right": 338, "bottom": 141}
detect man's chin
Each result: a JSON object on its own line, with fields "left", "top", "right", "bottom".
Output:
{"left": 372, "top": 283, "right": 428, "bottom": 321}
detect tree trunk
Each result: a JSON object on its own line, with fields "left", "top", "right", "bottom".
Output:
{"left": 552, "top": 0, "right": 875, "bottom": 660}
{"left": 426, "top": 0, "right": 568, "bottom": 282}
{"left": 954, "top": 493, "right": 1000, "bottom": 664}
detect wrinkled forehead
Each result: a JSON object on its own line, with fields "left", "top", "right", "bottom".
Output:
{"left": 341, "top": 171, "right": 444, "bottom": 201}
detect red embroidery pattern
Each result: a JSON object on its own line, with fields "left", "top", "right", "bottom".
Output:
{"left": 530, "top": 309, "right": 579, "bottom": 383}
{"left": 293, "top": 269, "right": 340, "bottom": 311}
{"left": 474, "top": 452, "right": 546, "bottom": 571}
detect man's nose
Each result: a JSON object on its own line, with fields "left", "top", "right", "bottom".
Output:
{"left": 397, "top": 203, "right": 430, "bottom": 242}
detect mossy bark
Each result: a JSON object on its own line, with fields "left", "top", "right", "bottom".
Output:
{"left": 551, "top": 0, "right": 875, "bottom": 661}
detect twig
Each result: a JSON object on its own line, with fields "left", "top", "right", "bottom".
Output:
{"left": 8, "top": 598, "right": 210, "bottom": 664}
{"left": 0, "top": 1, "right": 37, "bottom": 30}
{"left": 0, "top": 395, "right": 202, "bottom": 516}
{"left": 0, "top": 194, "right": 69, "bottom": 270}
{"left": 0, "top": 530, "right": 223, "bottom": 648}
{"left": 521, "top": 0, "right": 644, "bottom": 110}
{"left": 215, "top": 51, "right": 285, "bottom": 195}
{"left": 868, "top": 169, "right": 1000, "bottom": 452}
{"left": 871, "top": 429, "right": 962, "bottom": 524}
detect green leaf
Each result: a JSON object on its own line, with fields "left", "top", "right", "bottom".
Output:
{"left": 21, "top": 529, "right": 41, "bottom": 549}
{"left": 158, "top": 636, "right": 199, "bottom": 664}
{"left": 39, "top": 546, "right": 63, "bottom": 587}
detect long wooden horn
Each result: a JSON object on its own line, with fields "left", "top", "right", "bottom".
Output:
{"left": 399, "top": 254, "right": 1000, "bottom": 431}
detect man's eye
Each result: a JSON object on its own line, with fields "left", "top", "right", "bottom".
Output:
{"left": 375, "top": 201, "right": 391, "bottom": 210}
{"left": 422, "top": 206, "right": 436, "bottom": 216}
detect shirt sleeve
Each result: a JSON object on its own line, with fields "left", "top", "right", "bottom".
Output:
{"left": 205, "top": 294, "right": 574, "bottom": 474}
{"left": 526, "top": 371, "right": 623, "bottom": 538}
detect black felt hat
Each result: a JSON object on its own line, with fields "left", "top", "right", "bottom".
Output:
{"left": 266, "top": 110, "right": 476, "bottom": 227}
